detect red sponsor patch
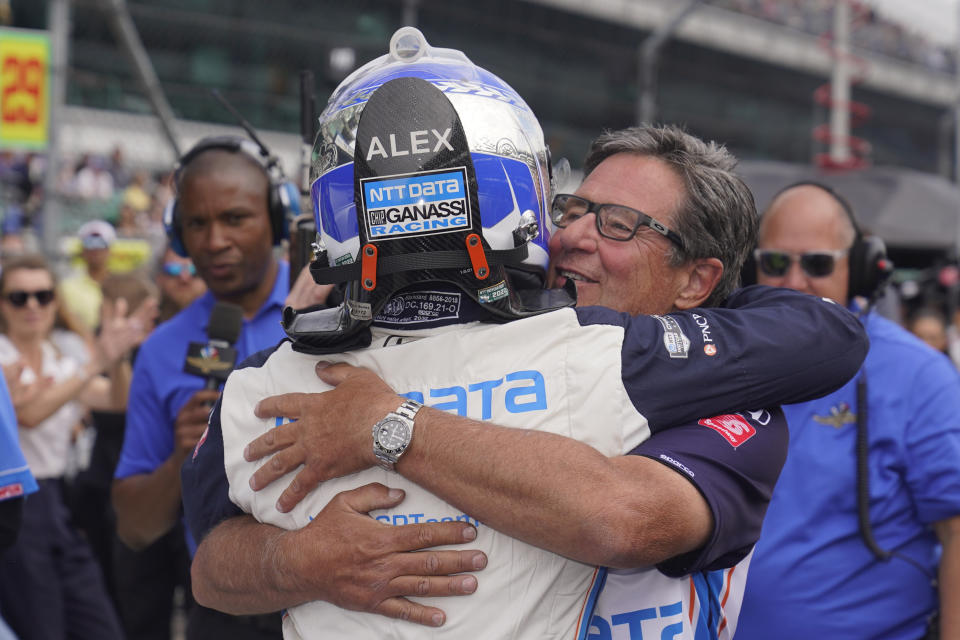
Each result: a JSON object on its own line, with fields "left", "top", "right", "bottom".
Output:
{"left": 698, "top": 414, "right": 756, "bottom": 448}
{"left": 704, "top": 344, "right": 717, "bottom": 356}
{"left": 0, "top": 484, "right": 24, "bottom": 500}
{"left": 192, "top": 427, "right": 209, "bottom": 461}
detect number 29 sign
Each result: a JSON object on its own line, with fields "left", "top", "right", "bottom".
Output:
{"left": 0, "top": 28, "right": 50, "bottom": 150}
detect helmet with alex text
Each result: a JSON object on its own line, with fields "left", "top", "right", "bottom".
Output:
{"left": 286, "top": 27, "right": 573, "bottom": 352}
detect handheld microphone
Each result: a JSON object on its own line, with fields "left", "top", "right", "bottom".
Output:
{"left": 183, "top": 302, "right": 244, "bottom": 390}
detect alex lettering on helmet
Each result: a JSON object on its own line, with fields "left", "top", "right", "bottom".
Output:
{"left": 362, "top": 168, "right": 472, "bottom": 240}
{"left": 401, "top": 369, "right": 547, "bottom": 419}
{"left": 365, "top": 128, "right": 453, "bottom": 161}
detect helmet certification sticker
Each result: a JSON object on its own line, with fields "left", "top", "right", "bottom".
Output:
{"left": 361, "top": 167, "right": 471, "bottom": 240}
{"left": 347, "top": 299, "right": 373, "bottom": 321}
{"left": 375, "top": 291, "right": 462, "bottom": 325}
{"left": 478, "top": 280, "right": 509, "bottom": 303}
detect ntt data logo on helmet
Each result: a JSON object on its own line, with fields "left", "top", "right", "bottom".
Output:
{"left": 361, "top": 167, "right": 471, "bottom": 240}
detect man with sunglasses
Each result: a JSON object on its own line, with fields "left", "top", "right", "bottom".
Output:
{"left": 185, "top": 123, "right": 867, "bottom": 639}
{"left": 737, "top": 183, "right": 960, "bottom": 640}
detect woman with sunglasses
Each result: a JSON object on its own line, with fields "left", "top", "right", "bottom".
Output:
{"left": 155, "top": 245, "right": 206, "bottom": 323}
{"left": 0, "top": 254, "right": 156, "bottom": 640}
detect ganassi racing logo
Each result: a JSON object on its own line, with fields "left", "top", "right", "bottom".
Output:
{"left": 362, "top": 168, "right": 471, "bottom": 240}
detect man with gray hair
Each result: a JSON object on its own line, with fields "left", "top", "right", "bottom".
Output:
{"left": 185, "top": 124, "right": 864, "bottom": 639}
{"left": 566, "top": 124, "right": 757, "bottom": 311}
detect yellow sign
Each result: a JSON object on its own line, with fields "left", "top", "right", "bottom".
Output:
{"left": 0, "top": 28, "right": 49, "bottom": 149}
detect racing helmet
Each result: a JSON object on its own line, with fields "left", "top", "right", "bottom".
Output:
{"left": 288, "top": 27, "right": 573, "bottom": 352}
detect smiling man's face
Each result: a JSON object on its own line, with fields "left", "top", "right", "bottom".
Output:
{"left": 547, "top": 153, "right": 692, "bottom": 315}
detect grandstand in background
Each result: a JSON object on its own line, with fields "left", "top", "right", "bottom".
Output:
{"left": 4, "top": 0, "right": 960, "bottom": 284}
{"left": 7, "top": 0, "right": 955, "bottom": 173}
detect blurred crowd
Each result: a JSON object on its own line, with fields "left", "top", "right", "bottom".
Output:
{"left": 715, "top": 0, "right": 957, "bottom": 73}
{"left": 0, "top": 145, "right": 208, "bottom": 639}
{"left": 0, "top": 147, "right": 172, "bottom": 263}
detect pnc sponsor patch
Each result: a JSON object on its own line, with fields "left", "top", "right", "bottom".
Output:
{"left": 361, "top": 168, "right": 470, "bottom": 240}
{"left": 698, "top": 414, "right": 756, "bottom": 448}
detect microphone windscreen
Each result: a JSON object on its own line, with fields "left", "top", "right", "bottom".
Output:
{"left": 208, "top": 302, "right": 243, "bottom": 345}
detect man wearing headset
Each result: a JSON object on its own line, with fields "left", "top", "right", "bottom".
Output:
{"left": 737, "top": 183, "right": 960, "bottom": 640}
{"left": 111, "top": 139, "right": 292, "bottom": 639}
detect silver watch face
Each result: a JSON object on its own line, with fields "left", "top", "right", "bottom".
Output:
{"left": 375, "top": 419, "right": 411, "bottom": 452}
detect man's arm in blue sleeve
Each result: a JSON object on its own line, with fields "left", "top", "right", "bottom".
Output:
{"left": 576, "top": 284, "right": 868, "bottom": 427}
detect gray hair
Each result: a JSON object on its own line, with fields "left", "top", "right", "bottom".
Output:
{"left": 583, "top": 124, "right": 757, "bottom": 307}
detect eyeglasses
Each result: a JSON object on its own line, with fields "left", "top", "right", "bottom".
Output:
{"left": 754, "top": 249, "right": 848, "bottom": 278}
{"left": 550, "top": 194, "right": 685, "bottom": 249}
{"left": 161, "top": 262, "right": 197, "bottom": 277}
{"left": 4, "top": 289, "right": 55, "bottom": 307}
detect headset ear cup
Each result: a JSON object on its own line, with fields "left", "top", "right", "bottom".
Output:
{"left": 163, "top": 198, "right": 189, "bottom": 258}
{"left": 846, "top": 235, "right": 866, "bottom": 298}
{"left": 852, "top": 235, "right": 889, "bottom": 299}
{"left": 269, "top": 180, "right": 300, "bottom": 245}
{"left": 740, "top": 247, "right": 758, "bottom": 287}
{"left": 267, "top": 183, "right": 283, "bottom": 245}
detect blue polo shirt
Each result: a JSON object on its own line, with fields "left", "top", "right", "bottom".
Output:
{"left": 0, "top": 374, "right": 36, "bottom": 501}
{"left": 738, "top": 312, "right": 960, "bottom": 640}
{"left": 115, "top": 262, "right": 289, "bottom": 550}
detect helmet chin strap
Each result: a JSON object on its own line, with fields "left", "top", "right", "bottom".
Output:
{"left": 309, "top": 244, "right": 530, "bottom": 285}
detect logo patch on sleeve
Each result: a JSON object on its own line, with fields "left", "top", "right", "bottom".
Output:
{"left": 361, "top": 167, "right": 471, "bottom": 240}
{"left": 192, "top": 426, "right": 209, "bottom": 461}
{"left": 698, "top": 414, "right": 756, "bottom": 447}
{"left": 0, "top": 484, "right": 23, "bottom": 500}
{"left": 652, "top": 314, "right": 690, "bottom": 359}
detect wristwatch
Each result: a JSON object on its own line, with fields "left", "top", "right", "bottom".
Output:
{"left": 372, "top": 399, "right": 423, "bottom": 471}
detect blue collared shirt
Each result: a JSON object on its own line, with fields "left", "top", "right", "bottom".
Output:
{"left": 739, "top": 312, "right": 960, "bottom": 640}
{"left": 115, "top": 262, "right": 289, "bottom": 550}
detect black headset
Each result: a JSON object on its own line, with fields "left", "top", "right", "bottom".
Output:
{"left": 163, "top": 135, "right": 297, "bottom": 257}
{"left": 742, "top": 180, "right": 891, "bottom": 299}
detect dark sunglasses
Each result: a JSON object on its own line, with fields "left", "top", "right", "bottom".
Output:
{"left": 4, "top": 289, "right": 55, "bottom": 307}
{"left": 550, "top": 193, "right": 685, "bottom": 249}
{"left": 161, "top": 262, "right": 197, "bottom": 277}
{"left": 754, "top": 249, "right": 847, "bottom": 278}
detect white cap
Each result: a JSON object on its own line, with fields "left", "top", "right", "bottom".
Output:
{"left": 77, "top": 220, "right": 116, "bottom": 250}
